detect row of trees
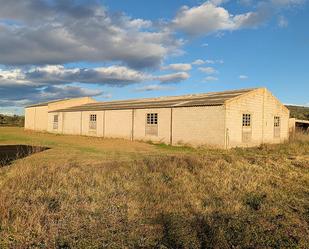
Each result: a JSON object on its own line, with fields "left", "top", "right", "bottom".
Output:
{"left": 286, "top": 105, "right": 309, "bottom": 120}
{"left": 0, "top": 115, "right": 24, "bottom": 127}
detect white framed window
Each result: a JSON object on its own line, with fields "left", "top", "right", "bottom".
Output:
{"left": 242, "top": 114, "right": 251, "bottom": 127}
{"left": 147, "top": 113, "right": 158, "bottom": 125}
{"left": 53, "top": 115, "right": 59, "bottom": 130}
{"left": 146, "top": 113, "right": 158, "bottom": 136}
{"left": 242, "top": 113, "right": 252, "bottom": 143}
{"left": 89, "top": 114, "right": 97, "bottom": 130}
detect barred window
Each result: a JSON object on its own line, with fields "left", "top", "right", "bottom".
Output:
{"left": 147, "top": 113, "right": 158, "bottom": 125}
{"left": 90, "top": 114, "right": 97, "bottom": 122}
{"left": 274, "top": 116, "right": 280, "bottom": 127}
{"left": 242, "top": 114, "right": 251, "bottom": 127}
{"left": 89, "top": 114, "right": 97, "bottom": 130}
{"left": 53, "top": 115, "right": 58, "bottom": 130}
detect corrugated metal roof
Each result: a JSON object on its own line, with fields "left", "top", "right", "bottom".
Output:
{"left": 49, "top": 88, "right": 257, "bottom": 113}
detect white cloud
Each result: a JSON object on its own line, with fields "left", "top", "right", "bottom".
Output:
{"left": 239, "top": 75, "right": 249, "bottom": 80}
{"left": 172, "top": 0, "right": 306, "bottom": 36}
{"left": 0, "top": 65, "right": 190, "bottom": 107}
{"left": 162, "top": 63, "right": 192, "bottom": 71}
{"left": 155, "top": 72, "right": 190, "bottom": 84}
{"left": 192, "top": 59, "right": 224, "bottom": 65}
{"left": 135, "top": 84, "right": 175, "bottom": 92}
{"left": 0, "top": 65, "right": 192, "bottom": 87}
{"left": 0, "top": 62, "right": 190, "bottom": 111}
{"left": 204, "top": 76, "right": 219, "bottom": 81}
{"left": 278, "top": 15, "right": 289, "bottom": 27}
{"left": 192, "top": 59, "right": 207, "bottom": 65}
{"left": 0, "top": 65, "right": 150, "bottom": 87}
{"left": 202, "top": 43, "right": 209, "bottom": 47}
{"left": 0, "top": 1, "right": 182, "bottom": 69}
{"left": 172, "top": 2, "right": 258, "bottom": 36}
{"left": 198, "top": 67, "right": 218, "bottom": 74}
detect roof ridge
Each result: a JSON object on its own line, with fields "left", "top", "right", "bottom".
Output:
{"left": 48, "top": 88, "right": 259, "bottom": 113}
{"left": 81, "top": 87, "right": 259, "bottom": 106}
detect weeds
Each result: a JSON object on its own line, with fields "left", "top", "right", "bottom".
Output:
{"left": 0, "top": 128, "right": 308, "bottom": 248}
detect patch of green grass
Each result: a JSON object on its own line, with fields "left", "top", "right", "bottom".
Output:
{"left": 0, "top": 133, "right": 31, "bottom": 143}
{"left": 148, "top": 141, "right": 196, "bottom": 153}
{"left": 77, "top": 146, "right": 103, "bottom": 154}
{"left": 244, "top": 192, "right": 267, "bottom": 211}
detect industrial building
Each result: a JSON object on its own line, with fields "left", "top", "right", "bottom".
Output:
{"left": 25, "top": 88, "right": 290, "bottom": 148}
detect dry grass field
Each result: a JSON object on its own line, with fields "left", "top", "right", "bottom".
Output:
{"left": 0, "top": 127, "right": 309, "bottom": 249}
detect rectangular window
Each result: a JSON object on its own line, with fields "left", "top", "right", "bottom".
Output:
{"left": 53, "top": 115, "right": 58, "bottom": 130}
{"left": 274, "top": 116, "right": 280, "bottom": 138}
{"left": 274, "top": 116, "right": 280, "bottom": 127}
{"left": 242, "top": 114, "right": 251, "bottom": 127}
{"left": 242, "top": 113, "right": 252, "bottom": 143}
{"left": 89, "top": 114, "right": 97, "bottom": 130}
{"left": 146, "top": 113, "right": 158, "bottom": 136}
{"left": 147, "top": 113, "right": 158, "bottom": 125}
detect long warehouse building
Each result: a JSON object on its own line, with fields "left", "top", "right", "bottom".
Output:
{"left": 25, "top": 88, "right": 290, "bottom": 148}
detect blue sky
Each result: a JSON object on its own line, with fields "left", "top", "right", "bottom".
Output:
{"left": 0, "top": 0, "right": 308, "bottom": 115}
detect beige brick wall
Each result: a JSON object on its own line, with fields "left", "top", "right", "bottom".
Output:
{"left": 48, "top": 112, "right": 64, "bottom": 133}
{"left": 24, "top": 107, "right": 36, "bottom": 130}
{"left": 172, "top": 106, "right": 226, "bottom": 147}
{"left": 104, "top": 110, "right": 132, "bottom": 139}
{"left": 62, "top": 112, "right": 83, "bottom": 135}
{"left": 32, "top": 89, "right": 289, "bottom": 149}
{"left": 225, "top": 89, "right": 264, "bottom": 147}
{"left": 225, "top": 88, "right": 289, "bottom": 148}
{"left": 80, "top": 111, "right": 104, "bottom": 137}
{"left": 25, "top": 97, "right": 96, "bottom": 132}
{"left": 34, "top": 106, "right": 48, "bottom": 131}
{"left": 25, "top": 106, "right": 48, "bottom": 131}
{"left": 133, "top": 108, "right": 172, "bottom": 144}
{"left": 262, "top": 89, "right": 289, "bottom": 143}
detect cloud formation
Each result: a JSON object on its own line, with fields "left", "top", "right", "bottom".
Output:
{"left": 0, "top": 0, "right": 306, "bottom": 110}
{"left": 135, "top": 84, "right": 175, "bottom": 92}
{"left": 239, "top": 75, "right": 249, "bottom": 80}
{"left": 162, "top": 63, "right": 192, "bottom": 71}
{"left": 0, "top": 0, "right": 181, "bottom": 69}
{"left": 0, "top": 65, "right": 189, "bottom": 106}
{"left": 0, "top": 65, "right": 189, "bottom": 87}
{"left": 172, "top": 2, "right": 258, "bottom": 36}
{"left": 172, "top": 0, "right": 306, "bottom": 36}
{"left": 204, "top": 76, "right": 219, "bottom": 81}
{"left": 155, "top": 72, "right": 190, "bottom": 84}
{"left": 0, "top": 84, "right": 103, "bottom": 107}
{"left": 199, "top": 67, "right": 218, "bottom": 74}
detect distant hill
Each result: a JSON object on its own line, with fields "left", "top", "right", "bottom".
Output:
{"left": 0, "top": 114, "right": 24, "bottom": 127}
{"left": 286, "top": 105, "right": 309, "bottom": 120}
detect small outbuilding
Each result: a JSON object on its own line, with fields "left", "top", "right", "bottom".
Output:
{"left": 25, "top": 88, "right": 290, "bottom": 148}
{"left": 289, "top": 118, "right": 309, "bottom": 135}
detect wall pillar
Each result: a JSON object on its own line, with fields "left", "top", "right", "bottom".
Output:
{"left": 131, "top": 109, "right": 135, "bottom": 141}
{"left": 170, "top": 108, "right": 173, "bottom": 145}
